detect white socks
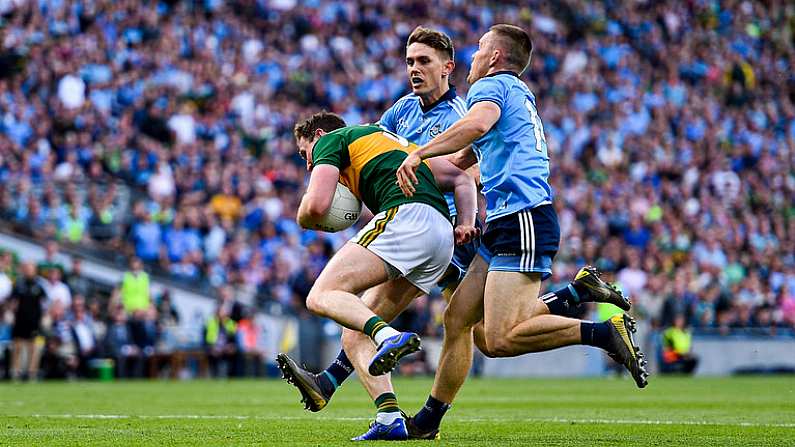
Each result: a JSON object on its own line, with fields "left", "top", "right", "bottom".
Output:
{"left": 376, "top": 411, "right": 403, "bottom": 425}
{"left": 373, "top": 326, "right": 401, "bottom": 346}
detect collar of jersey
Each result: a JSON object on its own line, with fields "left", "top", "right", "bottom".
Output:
{"left": 419, "top": 86, "right": 457, "bottom": 114}
{"left": 485, "top": 70, "right": 519, "bottom": 78}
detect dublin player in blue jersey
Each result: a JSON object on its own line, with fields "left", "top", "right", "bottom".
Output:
{"left": 379, "top": 43, "right": 480, "bottom": 293}
{"left": 396, "top": 24, "right": 648, "bottom": 439}
{"left": 277, "top": 27, "right": 480, "bottom": 441}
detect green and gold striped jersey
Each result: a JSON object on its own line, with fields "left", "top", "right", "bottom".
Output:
{"left": 312, "top": 125, "right": 449, "bottom": 219}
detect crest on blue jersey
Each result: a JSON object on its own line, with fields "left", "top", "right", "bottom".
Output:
{"left": 429, "top": 125, "right": 442, "bottom": 138}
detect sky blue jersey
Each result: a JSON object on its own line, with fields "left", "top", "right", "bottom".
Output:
{"left": 379, "top": 88, "right": 467, "bottom": 217}
{"left": 466, "top": 72, "right": 553, "bottom": 223}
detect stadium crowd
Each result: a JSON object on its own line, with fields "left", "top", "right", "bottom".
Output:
{"left": 0, "top": 240, "right": 273, "bottom": 379}
{"left": 0, "top": 0, "right": 793, "bottom": 363}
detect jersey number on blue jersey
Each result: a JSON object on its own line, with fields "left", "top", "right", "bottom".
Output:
{"left": 525, "top": 99, "right": 547, "bottom": 153}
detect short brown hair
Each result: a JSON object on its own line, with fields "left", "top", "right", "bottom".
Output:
{"left": 293, "top": 111, "right": 346, "bottom": 140}
{"left": 489, "top": 24, "right": 533, "bottom": 74}
{"left": 407, "top": 26, "right": 454, "bottom": 61}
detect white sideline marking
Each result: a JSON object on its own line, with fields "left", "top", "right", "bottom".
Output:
{"left": 26, "top": 414, "right": 795, "bottom": 428}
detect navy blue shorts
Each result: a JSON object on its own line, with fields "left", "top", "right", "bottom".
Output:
{"left": 437, "top": 219, "right": 482, "bottom": 289}
{"left": 478, "top": 205, "right": 559, "bottom": 279}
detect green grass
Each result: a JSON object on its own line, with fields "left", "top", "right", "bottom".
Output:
{"left": 1, "top": 376, "right": 794, "bottom": 446}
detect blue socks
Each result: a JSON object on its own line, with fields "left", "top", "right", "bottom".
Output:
{"left": 413, "top": 395, "right": 451, "bottom": 432}
{"left": 542, "top": 282, "right": 589, "bottom": 317}
{"left": 541, "top": 287, "right": 572, "bottom": 317}
{"left": 581, "top": 321, "right": 611, "bottom": 350}
{"left": 317, "top": 350, "right": 354, "bottom": 396}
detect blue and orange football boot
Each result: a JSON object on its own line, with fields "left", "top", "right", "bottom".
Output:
{"left": 351, "top": 418, "right": 408, "bottom": 441}
{"left": 368, "top": 332, "right": 421, "bottom": 376}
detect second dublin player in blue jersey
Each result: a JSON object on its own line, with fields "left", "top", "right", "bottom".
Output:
{"left": 397, "top": 24, "right": 648, "bottom": 439}
{"left": 379, "top": 78, "right": 480, "bottom": 290}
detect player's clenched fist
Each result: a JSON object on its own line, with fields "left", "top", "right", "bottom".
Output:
{"left": 396, "top": 152, "right": 422, "bottom": 197}
{"left": 454, "top": 224, "right": 480, "bottom": 245}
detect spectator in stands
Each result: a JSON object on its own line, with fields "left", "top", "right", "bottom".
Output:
{"left": 88, "top": 193, "right": 119, "bottom": 244}
{"left": 210, "top": 182, "right": 243, "bottom": 222}
{"left": 154, "top": 291, "right": 179, "bottom": 353}
{"left": 104, "top": 306, "right": 143, "bottom": 378}
{"left": 10, "top": 262, "right": 46, "bottom": 381}
{"left": 617, "top": 249, "right": 647, "bottom": 299}
{"left": 130, "top": 305, "right": 158, "bottom": 358}
{"left": 148, "top": 162, "right": 176, "bottom": 202}
{"left": 162, "top": 213, "right": 190, "bottom": 267}
{"left": 203, "top": 214, "right": 228, "bottom": 263}
{"left": 661, "top": 314, "right": 699, "bottom": 375}
{"left": 41, "top": 266, "right": 72, "bottom": 310}
{"left": 779, "top": 285, "right": 795, "bottom": 328}
{"left": 0, "top": 301, "right": 11, "bottom": 379}
{"left": 156, "top": 290, "right": 179, "bottom": 327}
{"left": 60, "top": 205, "right": 88, "bottom": 244}
{"left": 66, "top": 257, "right": 93, "bottom": 300}
{"left": 217, "top": 285, "right": 243, "bottom": 323}
{"left": 39, "top": 336, "right": 70, "bottom": 379}
{"left": 661, "top": 281, "right": 696, "bottom": 328}
{"left": 69, "top": 296, "right": 98, "bottom": 377}
{"left": 131, "top": 211, "right": 162, "bottom": 263}
{"left": 40, "top": 300, "right": 78, "bottom": 379}
{"left": 0, "top": 252, "right": 13, "bottom": 304}
{"left": 751, "top": 303, "right": 777, "bottom": 334}
{"left": 37, "top": 241, "right": 64, "bottom": 276}
{"left": 87, "top": 299, "right": 107, "bottom": 347}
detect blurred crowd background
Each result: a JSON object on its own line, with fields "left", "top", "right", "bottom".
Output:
{"left": 0, "top": 0, "right": 794, "bottom": 379}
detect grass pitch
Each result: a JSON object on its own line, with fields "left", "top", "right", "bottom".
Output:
{"left": 1, "top": 376, "right": 793, "bottom": 446}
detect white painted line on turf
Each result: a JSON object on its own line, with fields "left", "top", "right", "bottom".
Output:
{"left": 28, "top": 414, "right": 367, "bottom": 421}
{"left": 463, "top": 417, "right": 795, "bottom": 429}
{"left": 31, "top": 414, "right": 131, "bottom": 419}
{"left": 25, "top": 414, "right": 795, "bottom": 428}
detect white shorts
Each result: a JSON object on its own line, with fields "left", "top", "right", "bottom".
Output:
{"left": 352, "top": 203, "right": 454, "bottom": 294}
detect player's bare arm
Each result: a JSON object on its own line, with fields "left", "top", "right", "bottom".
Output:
{"left": 445, "top": 146, "right": 478, "bottom": 171}
{"left": 397, "top": 101, "right": 500, "bottom": 196}
{"left": 426, "top": 157, "right": 478, "bottom": 245}
{"left": 297, "top": 165, "right": 339, "bottom": 229}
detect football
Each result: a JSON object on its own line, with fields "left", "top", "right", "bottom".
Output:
{"left": 312, "top": 183, "right": 362, "bottom": 232}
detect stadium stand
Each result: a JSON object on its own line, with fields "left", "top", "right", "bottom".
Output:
{"left": 0, "top": 0, "right": 793, "bottom": 379}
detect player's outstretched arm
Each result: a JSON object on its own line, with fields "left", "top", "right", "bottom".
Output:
{"left": 297, "top": 164, "right": 340, "bottom": 229}
{"left": 397, "top": 101, "right": 500, "bottom": 196}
